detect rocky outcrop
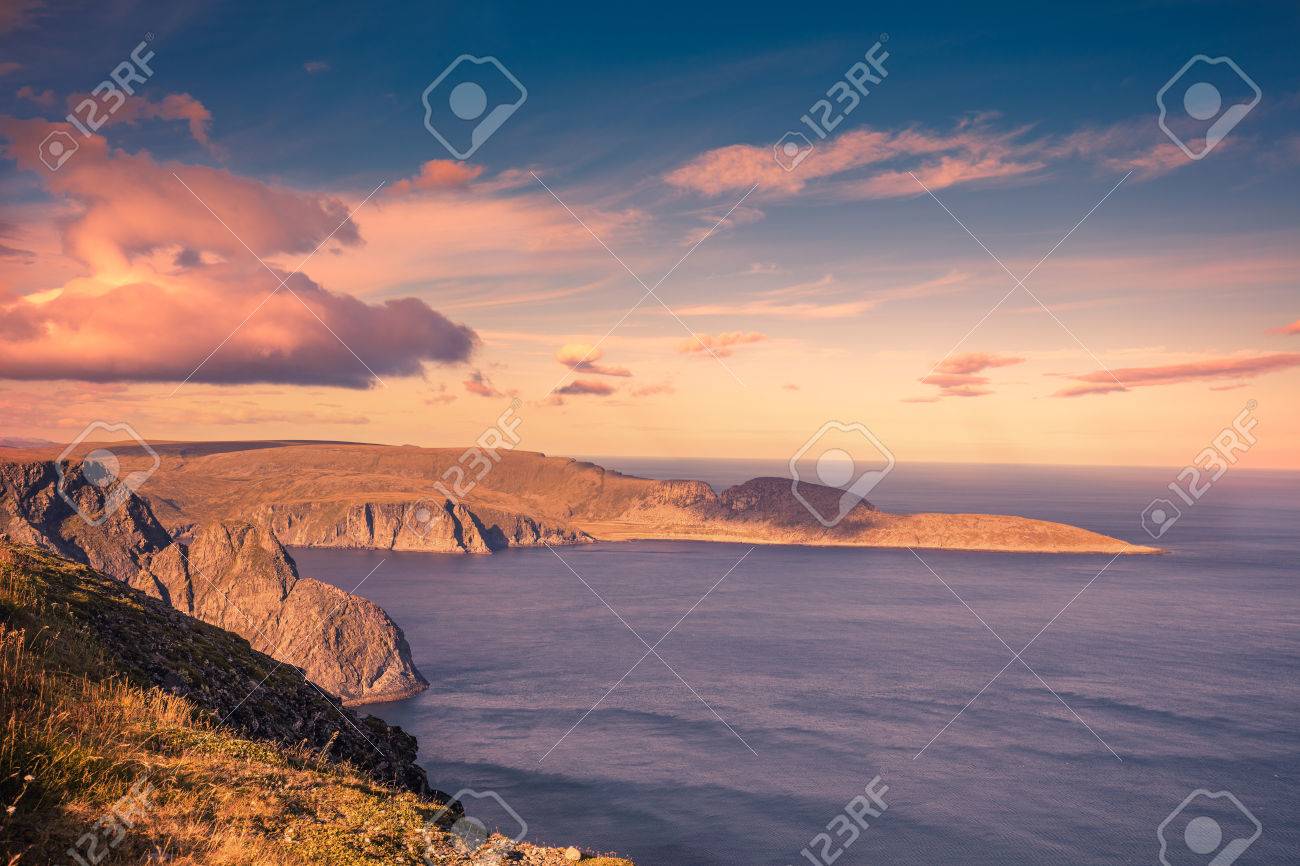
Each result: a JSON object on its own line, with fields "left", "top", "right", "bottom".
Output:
{"left": 0, "top": 459, "right": 173, "bottom": 583}
{"left": 0, "top": 459, "right": 428, "bottom": 705}
{"left": 150, "top": 521, "right": 428, "bottom": 704}
{"left": 0, "top": 542, "right": 435, "bottom": 797}
{"left": 265, "top": 498, "right": 591, "bottom": 553}
{"left": 718, "top": 476, "right": 875, "bottom": 523}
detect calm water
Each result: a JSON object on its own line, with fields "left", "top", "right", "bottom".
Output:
{"left": 293, "top": 462, "right": 1299, "bottom": 865}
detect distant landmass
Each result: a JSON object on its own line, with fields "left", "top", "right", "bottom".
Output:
{"left": 0, "top": 441, "right": 1154, "bottom": 718}
{"left": 1, "top": 440, "right": 1157, "bottom": 556}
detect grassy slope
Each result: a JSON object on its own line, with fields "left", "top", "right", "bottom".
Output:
{"left": 0, "top": 544, "right": 631, "bottom": 866}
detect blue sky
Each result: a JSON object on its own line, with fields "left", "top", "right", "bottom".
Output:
{"left": 2, "top": 0, "right": 1299, "bottom": 467}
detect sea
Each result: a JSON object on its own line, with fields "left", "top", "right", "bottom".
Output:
{"left": 292, "top": 460, "right": 1299, "bottom": 865}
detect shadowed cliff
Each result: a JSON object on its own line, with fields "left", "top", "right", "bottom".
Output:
{"left": 0, "top": 460, "right": 428, "bottom": 705}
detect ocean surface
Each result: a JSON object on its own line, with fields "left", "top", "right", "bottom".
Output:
{"left": 293, "top": 461, "right": 1299, "bottom": 865}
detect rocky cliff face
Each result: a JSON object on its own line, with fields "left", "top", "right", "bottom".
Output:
{"left": 4, "top": 441, "right": 1157, "bottom": 555}
{"left": 0, "top": 542, "right": 435, "bottom": 797}
{"left": 265, "top": 498, "right": 591, "bottom": 553}
{"left": 0, "top": 459, "right": 427, "bottom": 705}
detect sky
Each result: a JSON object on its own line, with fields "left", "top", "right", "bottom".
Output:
{"left": 2, "top": 0, "right": 1299, "bottom": 469}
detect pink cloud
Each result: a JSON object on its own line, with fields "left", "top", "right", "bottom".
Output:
{"left": 1054, "top": 353, "right": 1300, "bottom": 397}
{"left": 1272, "top": 319, "right": 1300, "bottom": 335}
{"left": 0, "top": 219, "right": 33, "bottom": 261}
{"left": 1, "top": 116, "right": 353, "bottom": 269}
{"left": 58, "top": 92, "right": 220, "bottom": 153}
{"left": 555, "top": 343, "right": 632, "bottom": 376}
{"left": 463, "top": 370, "right": 503, "bottom": 397}
{"left": 0, "top": 116, "right": 477, "bottom": 387}
{"left": 16, "top": 85, "right": 55, "bottom": 107}
{"left": 915, "top": 352, "right": 1024, "bottom": 399}
{"left": 0, "top": 1, "right": 41, "bottom": 34}
{"left": 665, "top": 122, "right": 1046, "bottom": 200}
{"left": 631, "top": 382, "right": 674, "bottom": 397}
{"left": 666, "top": 115, "right": 1196, "bottom": 201}
{"left": 112, "top": 93, "right": 216, "bottom": 150}
{"left": 389, "top": 160, "right": 484, "bottom": 195}
{"left": 1050, "top": 121, "right": 1193, "bottom": 181}
{"left": 848, "top": 154, "right": 1045, "bottom": 198}
{"left": 304, "top": 173, "right": 643, "bottom": 304}
{"left": 937, "top": 352, "right": 1025, "bottom": 376}
{"left": 556, "top": 378, "right": 616, "bottom": 396}
{"left": 677, "top": 331, "right": 767, "bottom": 356}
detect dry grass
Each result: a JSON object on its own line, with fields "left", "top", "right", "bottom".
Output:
{"left": 0, "top": 548, "right": 508, "bottom": 865}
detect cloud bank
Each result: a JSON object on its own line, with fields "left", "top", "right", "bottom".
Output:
{"left": 0, "top": 116, "right": 478, "bottom": 388}
{"left": 918, "top": 352, "right": 1024, "bottom": 398}
{"left": 1055, "top": 353, "right": 1300, "bottom": 397}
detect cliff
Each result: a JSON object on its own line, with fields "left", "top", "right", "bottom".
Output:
{"left": 264, "top": 498, "right": 589, "bottom": 553}
{"left": 0, "top": 542, "right": 631, "bottom": 865}
{"left": 1, "top": 441, "right": 1158, "bottom": 555}
{"left": 0, "top": 460, "right": 427, "bottom": 705}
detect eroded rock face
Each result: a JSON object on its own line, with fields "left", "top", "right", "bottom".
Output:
{"left": 719, "top": 476, "right": 876, "bottom": 524}
{"left": 0, "top": 460, "right": 428, "bottom": 705}
{"left": 265, "top": 498, "right": 590, "bottom": 553}
{"left": 150, "top": 522, "right": 428, "bottom": 705}
{"left": 0, "top": 542, "right": 435, "bottom": 797}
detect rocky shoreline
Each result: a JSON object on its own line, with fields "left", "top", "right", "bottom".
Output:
{"left": 0, "top": 459, "right": 429, "bottom": 707}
